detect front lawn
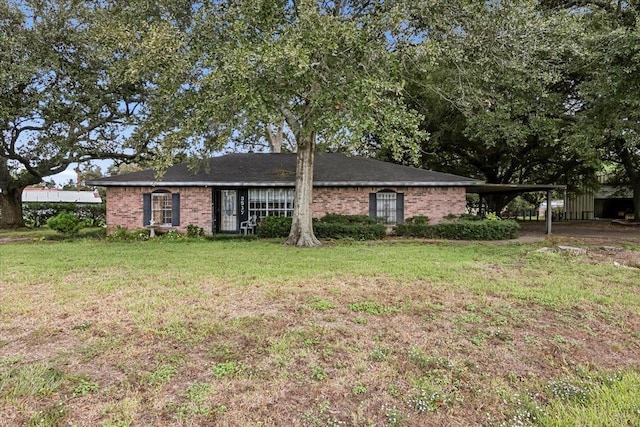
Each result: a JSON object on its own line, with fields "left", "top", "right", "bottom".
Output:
{"left": 1, "top": 238, "right": 639, "bottom": 426}
{"left": 0, "top": 227, "right": 104, "bottom": 241}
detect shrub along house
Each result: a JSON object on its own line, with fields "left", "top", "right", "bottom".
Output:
{"left": 87, "top": 153, "right": 483, "bottom": 235}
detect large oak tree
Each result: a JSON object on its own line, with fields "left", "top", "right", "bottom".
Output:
{"left": 167, "top": 0, "right": 423, "bottom": 247}
{"left": 0, "top": 0, "right": 187, "bottom": 228}
{"left": 571, "top": 0, "right": 640, "bottom": 219}
{"left": 393, "top": 0, "right": 601, "bottom": 213}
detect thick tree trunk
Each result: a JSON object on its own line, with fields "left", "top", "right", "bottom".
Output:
{"left": 285, "top": 133, "right": 321, "bottom": 247}
{"left": 618, "top": 146, "right": 640, "bottom": 222}
{"left": 485, "top": 194, "right": 513, "bottom": 216}
{"left": 633, "top": 181, "right": 640, "bottom": 222}
{"left": 0, "top": 186, "right": 26, "bottom": 228}
{"left": 266, "top": 122, "right": 284, "bottom": 153}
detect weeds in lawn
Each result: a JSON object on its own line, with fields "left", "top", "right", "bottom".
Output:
{"left": 155, "top": 321, "right": 196, "bottom": 344}
{"left": 70, "top": 376, "right": 99, "bottom": 397}
{"left": 76, "top": 336, "right": 122, "bottom": 362}
{"left": 495, "top": 391, "right": 543, "bottom": 427}
{"left": 0, "top": 356, "right": 21, "bottom": 367}
{"left": 308, "top": 296, "right": 335, "bottom": 311}
{"left": 538, "top": 370, "right": 640, "bottom": 426}
{"left": 348, "top": 301, "right": 397, "bottom": 315}
{"left": 453, "top": 312, "right": 483, "bottom": 324}
{"left": 491, "top": 328, "right": 513, "bottom": 342}
{"left": 175, "top": 382, "right": 214, "bottom": 419}
{"left": 2, "top": 239, "right": 640, "bottom": 425}
{"left": 407, "top": 348, "right": 454, "bottom": 371}
{"left": 303, "top": 400, "right": 345, "bottom": 426}
{"left": 71, "top": 321, "right": 92, "bottom": 331}
{"left": 145, "top": 364, "right": 178, "bottom": 386}
{"left": 368, "top": 346, "right": 392, "bottom": 362}
{"left": 470, "top": 332, "right": 488, "bottom": 346}
{"left": 101, "top": 397, "right": 140, "bottom": 427}
{"left": 351, "top": 382, "right": 368, "bottom": 396}
{"left": 548, "top": 379, "right": 591, "bottom": 403}
{"left": 407, "top": 386, "right": 453, "bottom": 413}
{"left": 0, "top": 363, "right": 64, "bottom": 399}
{"left": 209, "top": 343, "right": 239, "bottom": 362}
{"left": 26, "top": 401, "right": 67, "bottom": 427}
{"left": 353, "top": 316, "right": 368, "bottom": 324}
{"left": 310, "top": 366, "right": 328, "bottom": 381}
{"left": 499, "top": 407, "right": 540, "bottom": 427}
{"left": 383, "top": 405, "right": 406, "bottom": 427}
{"left": 211, "top": 361, "right": 245, "bottom": 378}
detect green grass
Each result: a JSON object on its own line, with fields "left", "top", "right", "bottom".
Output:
{"left": 1, "top": 237, "right": 640, "bottom": 425}
{"left": 539, "top": 371, "right": 640, "bottom": 426}
{"left": 2, "top": 239, "right": 637, "bottom": 311}
{"left": 0, "top": 226, "right": 104, "bottom": 240}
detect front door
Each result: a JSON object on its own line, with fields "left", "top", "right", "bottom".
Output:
{"left": 220, "top": 189, "right": 237, "bottom": 232}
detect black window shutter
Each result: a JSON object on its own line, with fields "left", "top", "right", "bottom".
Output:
{"left": 143, "top": 193, "right": 151, "bottom": 226}
{"left": 396, "top": 193, "right": 404, "bottom": 224}
{"left": 171, "top": 193, "right": 180, "bottom": 226}
{"left": 369, "top": 193, "right": 377, "bottom": 218}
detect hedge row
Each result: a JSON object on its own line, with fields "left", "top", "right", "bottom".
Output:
{"left": 317, "top": 213, "right": 383, "bottom": 225}
{"left": 256, "top": 215, "right": 387, "bottom": 240}
{"left": 23, "top": 202, "right": 106, "bottom": 228}
{"left": 314, "top": 222, "right": 387, "bottom": 240}
{"left": 256, "top": 216, "right": 293, "bottom": 238}
{"left": 104, "top": 214, "right": 517, "bottom": 242}
{"left": 394, "top": 219, "right": 520, "bottom": 240}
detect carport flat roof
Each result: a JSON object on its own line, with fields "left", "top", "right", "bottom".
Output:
{"left": 465, "top": 183, "right": 566, "bottom": 235}
{"left": 466, "top": 183, "right": 566, "bottom": 195}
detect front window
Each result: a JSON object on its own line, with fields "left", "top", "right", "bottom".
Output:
{"left": 377, "top": 191, "right": 397, "bottom": 225}
{"left": 249, "top": 188, "right": 295, "bottom": 218}
{"left": 151, "top": 192, "right": 172, "bottom": 226}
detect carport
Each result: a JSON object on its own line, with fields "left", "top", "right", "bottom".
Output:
{"left": 466, "top": 184, "right": 567, "bottom": 235}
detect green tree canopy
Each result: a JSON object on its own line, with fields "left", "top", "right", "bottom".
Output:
{"left": 396, "top": 0, "right": 601, "bottom": 212}
{"left": 160, "top": 0, "right": 424, "bottom": 246}
{"left": 572, "top": 0, "right": 640, "bottom": 218}
{"left": 0, "top": 0, "right": 188, "bottom": 228}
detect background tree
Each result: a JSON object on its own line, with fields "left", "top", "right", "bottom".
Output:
{"left": 393, "top": 0, "right": 601, "bottom": 213}
{"left": 0, "top": 0, "right": 188, "bottom": 228}
{"left": 106, "top": 162, "right": 145, "bottom": 177}
{"left": 228, "top": 120, "right": 296, "bottom": 154}
{"left": 161, "top": 0, "right": 423, "bottom": 247}
{"left": 65, "top": 164, "right": 104, "bottom": 191}
{"left": 571, "top": 0, "right": 640, "bottom": 219}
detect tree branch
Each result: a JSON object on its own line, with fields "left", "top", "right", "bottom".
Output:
{"left": 281, "top": 107, "right": 302, "bottom": 139}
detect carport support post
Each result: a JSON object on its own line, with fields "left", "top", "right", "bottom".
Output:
{"left": 546, "top": 189, "right": 552, "bottom": 235}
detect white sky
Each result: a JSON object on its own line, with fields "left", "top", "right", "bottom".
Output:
{"left": 49, "top": 159, "right": 113, "bottom": 186}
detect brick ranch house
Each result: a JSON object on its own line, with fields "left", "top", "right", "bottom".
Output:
{"left": 88, "top": 153, "right": 483, "bottom": 235}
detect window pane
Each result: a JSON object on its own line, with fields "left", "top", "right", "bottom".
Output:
{"left": 376, "top": 192, "right": 396, "bottom": 225}
{"left": 220, "top": 190, "right": 237, "bottom": 231}
{"left": 151, "top": 193, "right": 172, "bottom": 225}
{"left": 249, "top": 188, "right": 295, "bottom": 218}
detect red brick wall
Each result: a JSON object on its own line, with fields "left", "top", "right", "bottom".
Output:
{"left": 105, "top": 187, "right": 212, "bottom": 234}
{"left": 105, "top": 185, "right": 466, "bottom": 234}
{"left": 312, "top": 186, "right": 466, "bottom": 223}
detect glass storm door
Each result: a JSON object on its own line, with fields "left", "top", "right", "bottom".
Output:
{"left": 220, "top": 190, "right": 237, "bottom": 232}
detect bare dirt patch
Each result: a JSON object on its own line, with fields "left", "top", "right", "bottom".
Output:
{"left": 535, "top": 244, "right": 640, "bottom": 269}
{"left": 0, "top": 237, "right": 31, "bottom": 244}
{"left": 519, "top": 220, "right": 640, "bottom": 245}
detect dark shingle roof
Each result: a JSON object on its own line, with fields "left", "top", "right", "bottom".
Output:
{"left": 88, "top": 153, "right": 483, "bottom": 187}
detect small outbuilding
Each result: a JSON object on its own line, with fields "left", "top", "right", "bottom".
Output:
{"left": 22, "top": 187, "right": 103, "bottom": 204}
